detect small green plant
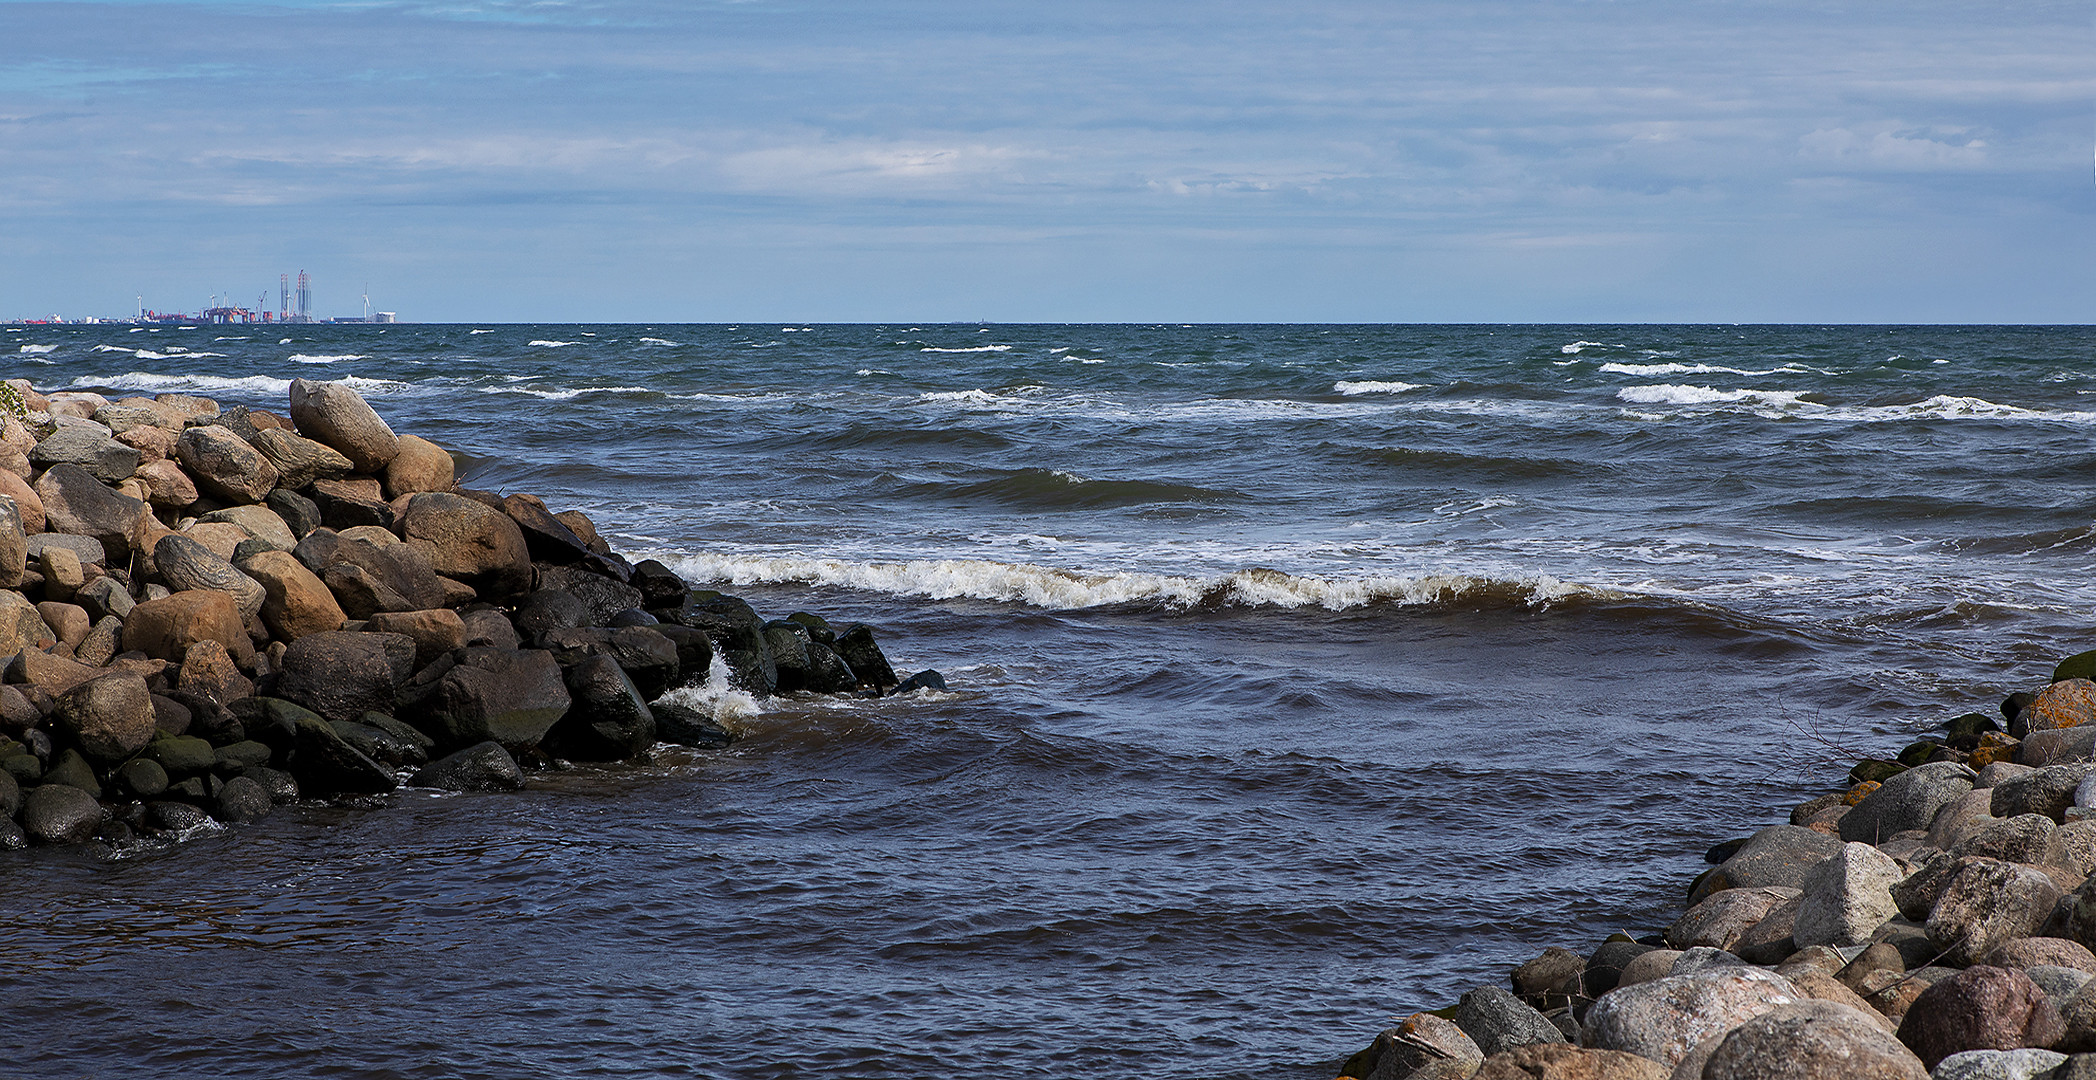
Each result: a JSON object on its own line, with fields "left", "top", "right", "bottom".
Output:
{"left": 0, "top": 381, "right": 26, "bottom": 426}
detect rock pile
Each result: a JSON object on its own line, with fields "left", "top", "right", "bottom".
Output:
{"left": 0, "top": 379, "right": 928, "bottom": 850}
{"left": 1337, "top": 662, "right": 2096, "bottom": 1080}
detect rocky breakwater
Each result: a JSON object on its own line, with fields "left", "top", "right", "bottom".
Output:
{"left": 0, "top": 378, "right": 933, "bottom": 851}
{"left": 1334, "top": 658, "right": 2096, "bottom": 1080}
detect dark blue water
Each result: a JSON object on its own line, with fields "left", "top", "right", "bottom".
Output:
{"left": 6, "top": 323, "right": 2095, "bottom": 1077}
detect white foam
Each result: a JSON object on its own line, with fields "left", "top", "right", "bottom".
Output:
{"left": 528, "top": 340, "right": 578, "bottom": 347}
{"left": 920, "top": 345, "right": 1013, "bottom": 353}
{"left": 71, "top": 372, "right": 411, "bottom": 397}
{"left": 278, "top": 338, "right": 292, "bottom": 344}
{"left": 655, "top": 551, "right": 1615, "bottom": 612}
{"left": 1334, "top": 380, "right": 1424, "bottom": 395}
{"left": 855, "top": 368, "right": 896, "bottom": 377}
{"left": 638, "top": 337, "right": 678, "bottom": 346}
{"left": 211, "top": 336, "right": 247, "bottom": 342}
{"left": 655, "top": 653, "right": 765, "bottom": 723}
{"left": 16, "top": 344, "right": 56, "bottom": 355}
{"left": 1616, "top": 384, "right": 1813, "bottom": 409}
{"left": 917, "top": 389, "right": 1011, "bottom": 408}
{"left": 1599, "top": 362, "right": 1808, "bottom": 377}
{"left": 469, "top": 329, "right": 494, "bottom": 334}
{"left": 1561, "top": 341, "right": 1622, "bottom": 354}
{"left": 479, "top": 384, "right": 655, "bottom": 400}
{"left": 289, "top": 354, "right": 367, "bottom": 364}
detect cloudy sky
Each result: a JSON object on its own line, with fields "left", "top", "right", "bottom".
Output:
{"left": 2, "top": 0, "right": 2089, "bottom": 322}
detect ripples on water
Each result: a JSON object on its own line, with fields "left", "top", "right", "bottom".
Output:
{"left": 6, "top": 323, "right": 2095, "bottom": 1077}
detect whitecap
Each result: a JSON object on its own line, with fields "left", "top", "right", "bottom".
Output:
{"left": 528, "top": 340, "right": 578, "bottom": 347}
{"left": 655, "top": 655, "right": 762, "bottom": 726}
{"left": 920, "top": 345, "right": 1013, "bottom": 353}
{"left": 639, "top": 337, "right": 678, "bottom": 346}
{"left": 1599, "top": 362, "right": 1809, "bottom": 377}
{"left": 17, "top": 345, "right": 56, "bottom": 355}
{"left": 479, "top": 384, "right": 655, "bottom": 400}
{"left": 70, "top": 372, "right": 411, "bottom": 397}
{"left": 917, "top": 389, "right": 1010, "bottom": 408}
{"left": 289, "top": 354, "right": 369, "bottom": 364}
{"left": 1334, "top": 380, "right": 1424, "bottom": 395}
{"left": 469, "top": 329, "right": 494, "bottom": 334}
{"left": 1560, "top": 340, "right": 1622, "bottom": 354}
{"left": 1615, "top": 384, "right": 1813, "bottom": 409}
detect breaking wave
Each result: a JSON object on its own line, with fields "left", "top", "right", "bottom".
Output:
{"left": 654, "top": 551, "right": 1618, "bottom": 612}
{"left": 920, "top": 345, "right": 1014, "bottom": 354}
{"left": 1334, "top": 380, "right": 1424, "bottom": 395}
{"left": 67, "top": 372, "right": 411, "bottom": 398}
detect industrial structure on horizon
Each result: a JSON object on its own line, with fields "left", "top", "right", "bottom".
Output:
{"left": 8, "top": 270, "right": 397, "bottom": 325}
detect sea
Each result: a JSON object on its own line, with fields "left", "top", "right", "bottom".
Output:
{"left": 5, "top": 322, "right": 2095, "bottom": 1078}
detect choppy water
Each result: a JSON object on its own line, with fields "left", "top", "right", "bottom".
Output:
{"left": 6, "top": 322, "right": 2096, "bottom": 1077}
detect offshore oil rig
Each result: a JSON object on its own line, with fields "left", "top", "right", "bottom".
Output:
{"left": 134, "top": 271, "right": 395, "bottom": 325}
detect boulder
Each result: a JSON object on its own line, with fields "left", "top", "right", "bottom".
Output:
{"left": 281, "top": 701, "right": 396, "bottom": 795}
{"left": 1455, "top": 985, "right": 1567, "bottom": 1058}
{"left": 835, "top": 623, "right": 899, "bottom": 691}
{"left": 408, "top": 741, "right": 522, "bottom": 793}
{"left": 0, "top": 469, "right": 46, "bottom": 533}
{"left": 28, "top": 533, "right": 105, "bottom": 569}
{"left": 535, "top": 565, "right": 645, "bottom": 624}
{"left": 237, "top": 550, "right": 345, "bottom": 641}
{"left": 1693, "top": 825, "right": 1845, "bottom": 904}
{"left": 1513, "top": 945, "right": 1589, "bottom": 1007}
{"left": 1582, "top": 967, "right": 1799, "bottom": 1071}
{"left": 543, "top": 654, "right": 654, "bottom": 761}
{"left": 43, "top": 747, "right": 100, "bottom": 795}
{"left": 154, "top": 534, "right": 266, "bottom": 622}
{"left": 1356, "top": 1013, "right": 1482, "bottom": 1080}
{"left": 21, "top": 784, "right": 101, "bottom": 845}
{"left": 501, "top": 492, "right": 594, "bottom": 564}
{"left": 0, "top": 592, "right": 56, "bottom": 658}
{"left": 35, "top": 462, "right": 147, "bottom": 564}
{"left": 650, "top": 699, "right": 735, "bottom": 748}
{"left": 1932, "top": 1049, "right": 2069, "bottom": 1080}
{"left": 250, "top": 427, "right": 353, "bottom": 490}
{"left": 53, "top": 670, "right": 155, "bottom": 762}
{"left": 306, "top": 477, "right": 394, "bottom": 531}
{"left": 0, "top": 496, "right": 24, "bottom": 589}
{"left": 122, "top": 588, "right": 251, "bottom": 666}
{"left": 289, "top": 378, "right": 399, "bottom": 472}
{"left": 514, "top": 588, "right": 591, "bottom": 643}
{"left": 1897, "top": 965, "right": 2064, "bottom": 1070}
{"left": 1667, "top": 887, "right": 1802, "bottom": 953}
{"left": 175, "top": 424, "right": 279, "bottom": 504}
{"left": 273, "top": 630, "right": 415, "bottom": 722}
{"left": 1926, "top": 858, "right": 2064, "bottom": 965}
{"left": 537, "top": 625, "right": 681, "bottom": 700}
{"left": 2058, "top": 978, "right": 2096, "bottom": 1052}
{"left": 2025, "top": 681, "right": 2096, "bottom": 734}
{"left": 1472, "top": 1044, "right": 1666, "bottom": 1079}
{"left": 397, "top": 492, "right": 530, "bottom": 599}
{"left": 1843, "top": 762, "right": 1978, "bottom": 846}
{"left": 144, "top": 734, "right": 217, "bottom": 776}
{"left": 410, "top": 646, "right": 570, "bottom": 751}
{"left": 1953, "top": 814, "right": 2069, "bottom": 867}
{"left": 764, "top": 620, "right": 814, "bottom": 692}
{"left": 35, "top": 600, "right": 87, "bottom": 648}
{"left": 1691, "top": 1000, "right": 1927, "bottom": 1080}
{"left": 1616, "top": 950, "right": 1683, "bottom": 990}
{"left": 1996, "top": 766, "right": 2096, "bottom": 823}
{"left": 363, "top": 609, "right": 466, "bottom": 668}
{"left": 198, "top": 505, "right": 299, "bottom": 553}
{"left": 1986, "top": 939, "right": 2096, "bottom": 976}
{"left": 213, "top": 775, "right": 272, "bottom": 823}
{"left": 803, "top": 642, "right": 860, "bottom": 694}
{"left": 295, "top": 528, "right": 446, "bottom": 612}
{"left": 460, "top": 608, "right": 521, "bottom": 651}
{"left": 29, "top": 424, "right": 138, "bottom": 482}
{"left": 1794, "top": 841, "right": 1904, "bottom": 948}
{"left": 266, "top": 488, "right": 321, "bottom": 538}
{"left": 177, "top": 639, "right": 253, "bottom": 705}
{"left": 13, "top": 648, "right": 100, "bottom": 698}
{"left": 381, "top": 433, "right": 453, "bottom": 498}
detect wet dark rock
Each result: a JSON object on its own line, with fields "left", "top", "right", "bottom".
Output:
{"left": 22, "top": 783, "right": 103, "bottom": 845}
{"left": 44, "top": 748, "right": 101, "bottom": 796}
{"left": 803, "top": 642, "right": 859, "bottom": 694}
{"left": 115, "top": 758, "right": 168, "bottom": 800}
{"left": 329, "top": 719, "right": 423, "bottom": 766}
{"left": 891, "top": 669, "right": 948, "bottom": 695}
{"left": 410, "top": 646, "right": 570, "bottom": 751}
{"left": 459, "top": 607, "right": 521, "bottom": 650}
{"left": 502, "top": 493, "right": 596, "bottom": 564}
{"left": 212, "top": 775, "right": 271, "bottom": 823}
{"left": 1454, "top": 985, "right": 1566, "bottom": 1057}
{"left": 652, "top": 625, "right": 716, "bottom": 684}
{"left": 786, "top": 611, "right": 836, "bottom": 644}
{"left": 284, "top": 701, "right": 396, "bottom": 796}
{"left": 514, "top": 589, "right": 591, "bottom": 643}
{"left": 409, "top": 740, "right": 522, "bottom": 792}
{"left": 535, "top": 565, "right": 644, "bottom": 624}
{"left": 243, "top": 765, "right": 298, "bottom": 804}
{"left": 651, "top": 700, "right": 735, "bottom": 749}
{"left": 607, "top": 608, "right": 656, "bottom": 628}
{"left": 762, "top": 620, "right": 812, "bottom": 692}
{"left": 544, "top": 654, "right": 654, "bottom": 762}
{"left": 537, "top": 625, "right": 680, "bottom": 701}
{"left": 146, "top": 800, "right": 210, "bottom": 833}
{"left": 273, "top": 630, "right": 416, "bottom": 722}
{"left": 211, "top": 739, "right": 272, "bottom": 775}
{"left": 630, "top": 559, "right": 687, "bottom": 609}
{"left": 835, "top": 623, "right": 898, "bottom": 692}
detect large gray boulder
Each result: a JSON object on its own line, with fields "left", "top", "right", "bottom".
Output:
{"left": 1925, "top": 859, "right": 2063, "bottom": 966}
{"left": 1693, "top": 825, "right": 1844, "bottom": 904}
{"left": 30, "top": 424, "right": 138, "bottom": 482}
{"left": 1792, "top": 841, "right": 1903, "bottom": 948}
{"left": 35, "top": 463, "right": 147, "bottom": 564}
{"left": 1689, "top": 1000, "right": 1927, "bottom": 1080}
{"left": 1842, "top": 761, "right": 1977, "bottom": 845}
{"left": 0, "top": 494, "right": 26, "bottom": 589}
{"left": 175, "top": 424, "right": 279, "bottom": 504}
{"left": 1452, "top": 985, "right": 1565, "bottom": 1058}
{"left": 1582, "top": 967, "right": 1799, "bottom": 1071}
{"left": 289, "top": 379, "right": 399, "bottom": 473}
{"left": 1667, "top": 887, "right": 1800, "bottom": 953}
{"left": 1994, "top": 765, "right": 2096, "bottom": 823}
{"left": 250, "top": 427, "right": 353, "bottom": 490}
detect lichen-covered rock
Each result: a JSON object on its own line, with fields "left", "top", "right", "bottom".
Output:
{"left": 1582, "top": 967, "right": 1799, "bottom": 1071}
{"left": 1898, "top": 965, "right": 2063, "bottom": 1070}
{"left": 1843, "top": 762, "right": 1977, "bottom": 846}
{"left": 2024, "top": 681, "right": 2096, "bottom": 734}
{"left": 30, "top": 424, "right": 138, "bottom": 482}
{"left": 175, "top": 424, "right": 279, "bottom": 504}
{"left": 1668, "top": 887, "right": 1802, "bottom": 953}
{"left": 289, "top": 378, "right": 399, "bottom": 473}
{"left": 1792, "top": 841, "right": 1903, "bottom": 948}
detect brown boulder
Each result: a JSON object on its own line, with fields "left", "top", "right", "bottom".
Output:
{"left": 398, "top": 492, "right": 531, "bottom": 599}
{"left": 35, "top": 462, "right": 148, "bottom": 564}
{"left": 175, "top": 424, "right": 279, "bottom": 504}
{"left": 0, "top": 495, "right": 24, "bottom": 589}
{"left": 134, "top": 459, "right": 198, "bottom": 509}
{"left": 114, "top": 423, "right": 175, "bottom": 463}
{"left": 363, "top": 609, "right": 465, "bottom": 668}
{"left": 1471, "top": 1044, "right": 1667, "bottom": 1080}
{"left": 0, "top": 469, "right": 45, "bottom": 532}
{"left": 251, "top": 427, "right": 353, "bottom": 490}
{"left": 123, "top": 590, "right": 253, "bottom": 666}
{"left": 2025, "top": 680, "right": 2096, "bottom": 734}
{"left": 288, "top": 379, "right": 399, "bottom": 472}
{"left": 1984, "top": 937, "right": 2096, "bottom": 975}
{"left": 1895, "top": 964, "right": 2063, "bottom": 1069}
{"left": 0, "top": 591, "right": 56, "bottom": 657}
{"left": 1668, "top": 886, "right": 1802, "bottom": 953}
{"left": 176, "top": 639, "right": 254, "bottom": 705}
{"left": 53, "top": 669, "right": 155, "bottom": 761}
{"left": 237, "top": 550, "right": 345, "bottom": 641}
{"left": 382, "top": 433, "right": 453, "bottom": 498}
{"left": 1693, "top": 1000, "right": 1927, "bottom": 1079}
{"left": 154, "top": 534, "right": 266, "bottom": 622}
{"left": 16, "top": 648, "right": 104, "bottom": 698}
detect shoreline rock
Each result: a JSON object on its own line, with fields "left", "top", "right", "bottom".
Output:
{"left": 0, "top": 377, "right": 944, "bottom": 854}
{"left": 1335, "top": 665, "right": 2096, "bottom": 1080}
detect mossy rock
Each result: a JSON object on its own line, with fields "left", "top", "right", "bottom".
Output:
{"left": 2057, "top": 650, "right": 2096, "bottom": 683}
{"left": 145, "top": 735, "right": 218, "bottom": 777}
{"left": 4, "top": 753, "right": 41, "bottom": 785}
{"left": 1945, "top": 713, "right": 2000, "bottom": 740}
{"left": 1897, "top": 741, "right": 1942, "bottom": 767}
{"left": 44, "top": 749, "right": 101, "bottom": 797}
{"left": 1849, "top": 759, "right": 1908, "bottom": 785}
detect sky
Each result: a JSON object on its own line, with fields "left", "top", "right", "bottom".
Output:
{"left": 1, "top": 0, "right": 2090, "bottom": 323}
